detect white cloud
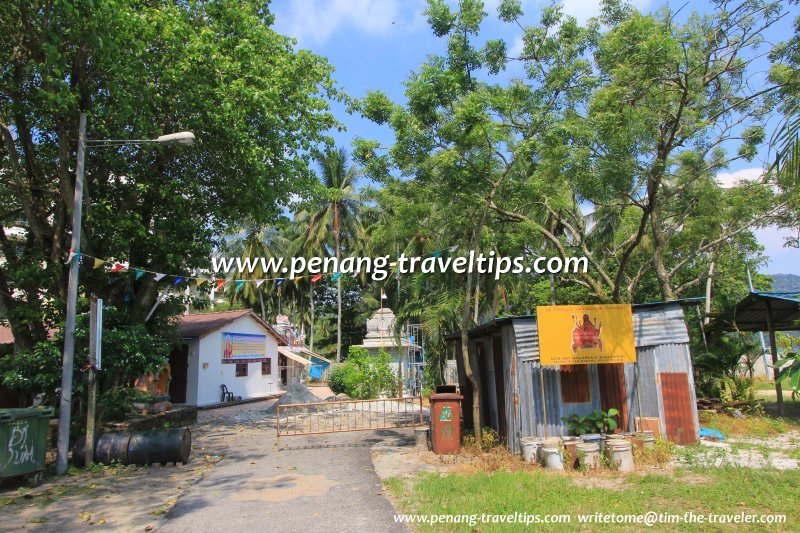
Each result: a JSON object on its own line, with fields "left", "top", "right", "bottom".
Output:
{"left": 754, "top": 227, "right": 799, "bottom": 275}
{"left": 509, "top": 35, "right": 524, "bottom": 57}
{"left": 715, "top": 167, "right": 763, "bottom": 188}
{"left": 274, "top": 0, "right": 415, "bottom": 47}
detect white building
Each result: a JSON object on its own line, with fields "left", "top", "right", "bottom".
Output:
{"left": 172, "top": 310, "right": 290, "bottom": 406}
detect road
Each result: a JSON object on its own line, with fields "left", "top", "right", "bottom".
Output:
{"left": 163, "top": 404, "right": 410, "bottom": 533}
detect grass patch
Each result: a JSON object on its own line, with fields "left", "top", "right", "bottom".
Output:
{"left": 698, "top": 411, "right": 796, "bottom": 437}
{"left": 383, "top": 476, "right": 406, "bottom": 500}
{"left": 393, "top": 467, "right": 799, "bottom": 532}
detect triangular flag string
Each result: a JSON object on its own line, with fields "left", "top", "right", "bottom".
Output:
{"left": 74, "top": 245, "right": 465, "bottom": 288}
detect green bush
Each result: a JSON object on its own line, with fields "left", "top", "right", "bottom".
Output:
{"left": 328, "top": 346, "right": 396, "bottom": 399}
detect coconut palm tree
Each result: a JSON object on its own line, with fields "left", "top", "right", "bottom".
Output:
{"left": 296, "top": 148, "right": 365, "bottom": 362}
{"left": 221, "top": 223, "right": 291, "bottom": 319}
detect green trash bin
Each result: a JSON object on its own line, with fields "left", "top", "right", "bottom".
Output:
{"left": 0, "top": 407, "right": 54, "bottom": 484}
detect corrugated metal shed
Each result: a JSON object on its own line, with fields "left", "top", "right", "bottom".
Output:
{"left": 454, "top": 301, "right": 700, "bottom": 454}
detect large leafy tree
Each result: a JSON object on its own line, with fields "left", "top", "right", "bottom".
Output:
{"left": 356, "top": 0, "right": 596, "bottom": 441}
{"left": 0, "top": 0, "right": 339, "bottom": 355}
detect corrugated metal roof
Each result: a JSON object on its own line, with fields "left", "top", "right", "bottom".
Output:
{"left": 729, "top": 292, "right": 800, "bottom": 332}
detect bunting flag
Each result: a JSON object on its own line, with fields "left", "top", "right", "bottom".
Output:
{"left": 381, "top": 289, "right": 388, "bottom": 300}
{"left": 72, "top": 246, "right": 466, "bottom": 288}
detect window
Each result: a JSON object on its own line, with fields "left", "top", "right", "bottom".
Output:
{"left": 560, "top": 365, "right": 591, "bottom": 403}
{"left": 235, "top": 362, "right": 248, "bottom": 377}
{"left": 261, "top": 360, "right": 272, "bottom": 375}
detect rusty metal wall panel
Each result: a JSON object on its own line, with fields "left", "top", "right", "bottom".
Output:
{"left": 659, "top": 372, "right": 698, "bottom": 444}
{"left": 653, "top": 342, "right": 699, "bottom": 441}
{"left": 597, "top": 363, "right": 629, "bottom": 430}
{"left": 514, "top": 357, "right": 601, "bottom": 445}
{"left": 626, "top": 347, "right": 660, "bottom": 423}
{"left": 512, "top": 318, "right": 538, "bottom": 360}
{"left": 633, "top": 304, "right": 690, "bottom": 347}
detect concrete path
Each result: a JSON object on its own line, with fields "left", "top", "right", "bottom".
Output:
{"left": 163, "top": 404, "right": 409, "bottom": 533}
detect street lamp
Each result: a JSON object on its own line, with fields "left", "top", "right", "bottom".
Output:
{"left": 55, "top": 112, "right": 195, "bottom": 474}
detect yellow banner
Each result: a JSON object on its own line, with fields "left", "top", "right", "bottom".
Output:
{"left": 537, "top": 304, "right": 636, "bottom": 366}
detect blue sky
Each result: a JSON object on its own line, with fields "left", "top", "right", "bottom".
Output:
{"left": 271, "top": 0, "right": 798, "bottom": 276}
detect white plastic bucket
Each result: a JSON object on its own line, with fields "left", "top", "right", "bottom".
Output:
{"left": 541, "top": 446, "right": 564, "bottom": 470}
{"left": 520, "top": 437, "right": 541, "bottom": 463}
{"left": 576, "top": 442, "right": 600, "bottom": 470}
{"left": 606, "top": 440, "right": 634, "bottom": 472}
{"left": 636, "top": 431, "right": 655, "bottom": 450}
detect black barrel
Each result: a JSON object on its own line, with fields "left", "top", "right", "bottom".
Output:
{"left": 127, "top": 428, "right": 191, "bottom": 466}
{"left": 72, "top": 432, "right": 132, "bottom": 467}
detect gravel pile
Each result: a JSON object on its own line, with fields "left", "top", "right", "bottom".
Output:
{"left": 266, "top": 382, "right": 321, "bottom": 413}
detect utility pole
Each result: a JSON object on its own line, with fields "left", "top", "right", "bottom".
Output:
{"left": 56, "top": 112, "right": 87, "bottom": 475}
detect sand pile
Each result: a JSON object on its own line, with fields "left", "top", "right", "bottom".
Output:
{"left": 266, "top": 382, "right": 321, "bottom": 413}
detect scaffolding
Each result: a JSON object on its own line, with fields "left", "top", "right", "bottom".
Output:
{"left": 404, "top": 323, "right": 425, "bottom": 396}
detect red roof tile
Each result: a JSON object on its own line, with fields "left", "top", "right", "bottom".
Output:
{"left": 175, "top": 310, "right": 286, "bottom": 344}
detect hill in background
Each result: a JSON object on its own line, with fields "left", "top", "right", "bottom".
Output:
{"left": 772, "top": 273, "right": 800, "bottom": 292}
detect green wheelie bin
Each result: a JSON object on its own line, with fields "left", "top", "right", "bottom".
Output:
{"left": 0, "top": 408, "right": 54, "bottom": 485}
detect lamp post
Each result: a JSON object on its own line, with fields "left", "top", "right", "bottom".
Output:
{"left": 55, "top": 112, "right": 195, "bottom": 474}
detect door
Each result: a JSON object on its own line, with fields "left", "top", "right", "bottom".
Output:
{"left": 598, "top": 363, "right": 629, "bottom": 431}
{"left": 168, "top": 344, "right": 188, "bottom": 403}
{"left": 659, "top": 372, "right": 696, "bottom": 445}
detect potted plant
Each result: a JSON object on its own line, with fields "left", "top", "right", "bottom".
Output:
{"left": 562, "top": 408, "right": 620, "bottom": 436}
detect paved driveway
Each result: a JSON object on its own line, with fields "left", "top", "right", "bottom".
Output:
{"left": 163, "top": 404, "right": 409, "bottom": 533}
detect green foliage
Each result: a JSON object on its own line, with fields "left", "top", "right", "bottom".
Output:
{"left": 774, "top": 352, "right": 800, "bottom": 396}
{"left": 562, "top": 408, "right": 620, "bottom": 435}
{"left": 0, "top": 0, "right": 339, "bottom": 351}
{"left": 328, "top": 346, "right": 396, "bottom": 399}
{"left": 717, "top": 375, "right": 755, "bottom": 404}
{"left": 462, "top": 427, "right": 502, "bottom": 450}
{"left": 0, "top": 341, "right": 62, "bottom": 405}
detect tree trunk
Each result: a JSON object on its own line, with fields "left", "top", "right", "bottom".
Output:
{"left": 335, "top": 202, "right": 342, "bottom": 363}
{"left": 310, "top": 283, "right": 315, "bottom": 352}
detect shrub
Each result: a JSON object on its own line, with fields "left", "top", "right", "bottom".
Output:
{"left": 328, "top": 346, "right": 396, "bottom": 399}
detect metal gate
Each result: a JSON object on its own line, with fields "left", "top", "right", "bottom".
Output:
{"left": 276, "top": 397, "right": 424, "bottom": 437}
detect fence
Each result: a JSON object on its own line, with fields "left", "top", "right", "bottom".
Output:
{"left": 276, "top": 397, "right": 424, "bottom": 437}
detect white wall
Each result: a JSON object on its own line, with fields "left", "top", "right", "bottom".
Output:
{"left": 193, "top": 314, "right": 280, "bottom": 406}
